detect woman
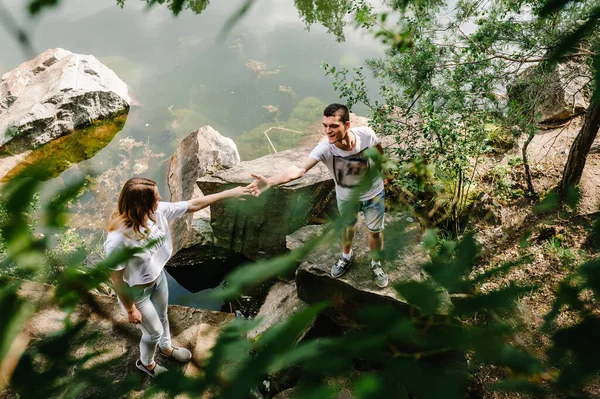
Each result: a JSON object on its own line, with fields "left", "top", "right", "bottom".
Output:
{"left": 104, "top": 177, "right": 248, "bottom": 378}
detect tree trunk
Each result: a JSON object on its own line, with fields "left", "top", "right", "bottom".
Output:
{"left": 522, "top": 130, "right": 537, "bottom": 199}
{"left": 559, "top": 97, "right": 600, "bottom": 197}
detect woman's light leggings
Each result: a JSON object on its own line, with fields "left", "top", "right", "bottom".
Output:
{"left": 119, "top": 270, "right": 171, "bottom": 367}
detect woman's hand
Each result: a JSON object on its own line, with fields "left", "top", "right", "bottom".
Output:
{"left": 228, "top": 185, "right": 252, "bottom": 198}
{"left": 128, "top": 306, "right": 143, "bottom": 324}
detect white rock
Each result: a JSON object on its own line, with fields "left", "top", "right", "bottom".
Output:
{"left": 0, "top": 48, "right": 130, "bottom": 148}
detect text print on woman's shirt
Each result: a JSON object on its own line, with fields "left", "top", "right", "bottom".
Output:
{"left": 134, "top": 223, "right": 166, "bottom": 256}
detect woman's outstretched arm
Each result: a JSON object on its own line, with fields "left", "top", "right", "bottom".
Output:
{"left": 186, "top": 185, "right": 249, "bottom": 213}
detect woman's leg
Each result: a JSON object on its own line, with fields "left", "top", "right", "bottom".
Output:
{"left": 134, "top": 280, "right": 166, "bottom": 367}
{"left": 149, "top": 270, "right": 171, "bottom": 352}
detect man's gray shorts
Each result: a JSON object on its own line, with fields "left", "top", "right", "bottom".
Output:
{"left": 337, "top": 190, "right": 385, "bottom": 233}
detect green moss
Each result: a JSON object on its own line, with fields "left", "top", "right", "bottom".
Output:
{"left": 236, "top": 97, "right": 326, "bottom": 160}
{"left": 166, "top": 107, "right": 213, "bottom": 139}
{"left": 2, "top": 113, "right": 128, "bottom": 182}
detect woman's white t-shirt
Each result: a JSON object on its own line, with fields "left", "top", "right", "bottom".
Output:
{"left": 103, "top": 201, "right": 188, "bottom": 287}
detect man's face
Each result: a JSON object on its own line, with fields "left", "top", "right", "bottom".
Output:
{"left": 322, "top": 115, "right": 350, "bottom": 144}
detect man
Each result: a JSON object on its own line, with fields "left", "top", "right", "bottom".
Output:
{"left": 248, "top": 103, "right": 388, "bottom": 288}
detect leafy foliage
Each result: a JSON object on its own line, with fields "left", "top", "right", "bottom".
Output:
{"left": 3, "top": 0, "right": 600, "bottom": 398}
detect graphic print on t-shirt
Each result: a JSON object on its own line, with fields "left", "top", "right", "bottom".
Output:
{"left": 332, "top": 150, "right": 372, "bottom": 188}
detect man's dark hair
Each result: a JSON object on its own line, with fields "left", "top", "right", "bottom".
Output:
{"left": 323, "top": 103, "right": 350, "bottom": 123}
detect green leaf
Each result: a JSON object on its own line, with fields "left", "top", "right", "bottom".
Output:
{"left": 27, "top": 0, "right": 60, "bottom": 16}
{"left": 218, "top": 0, "right": 256, "bottom": 41}
{"left": 395, "top": 279, "right": 443, "bottom": 315}
{"left": 215, "top": 230, "right": 327, "bottom": 301}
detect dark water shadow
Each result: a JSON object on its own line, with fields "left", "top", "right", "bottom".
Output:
{"left": 165, "top": 244, "right": 273, "bottom": 317}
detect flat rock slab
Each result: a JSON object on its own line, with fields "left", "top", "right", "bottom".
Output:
{"left": 288, "top": 214, "right": 450, "bottom": 328}
{"left": 197, "top": 147, "right": 336, "bottom": 259}
{"left": 13, "top": 279, "right": 234, "bottom": 398}
{"left": 248, "top": 280, "right": 309, "bottom": 340}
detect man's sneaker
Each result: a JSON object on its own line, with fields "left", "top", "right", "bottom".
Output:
{"left": 331, "top": 253, "right": 354, "bottom": 278}
{"left": 372, "top": 265, "right": 389, "bottom": 288}
{"left": 136, "top": 359, "right": 168, "bottom": 378}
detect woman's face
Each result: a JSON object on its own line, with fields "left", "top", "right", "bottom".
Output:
{"left": 153, "top": 186, "right": 162, "bottom": 210}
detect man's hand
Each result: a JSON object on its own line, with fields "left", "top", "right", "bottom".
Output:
{"left": 247, "top": 173, "right": 271, "bottom": 197}
{"left": 128, "top": 306, "right": 143, "bottom": 324}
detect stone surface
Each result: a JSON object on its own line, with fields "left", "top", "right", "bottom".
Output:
{"left": 0, "top": 48, "right": 129, "bottom": 182}
{"left": 509, "top": 60, "right": 590, "bottom": 124}
{"left": 0, "top": 48, "right": 130, "bottom": 149}
{"left": 248, "top": 281, "right": 309, "bottom": 340}
{"left": 289, "top": 214, "right": 450, "bottom": 328}
{"left": 197, "top": 147, "right": 336, "bottom": 259}
{"left": 168, "top": 126, "right": 241, "bottom": 253}
{"left": 13, "top": 279, "right": 234, "bottom": 398}
{"left": 272, "top": 374, "right": 367, "bottom": 399}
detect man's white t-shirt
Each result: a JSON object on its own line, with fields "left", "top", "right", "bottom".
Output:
{"left": 103, "top": 201, "right": 188, "bottom": 287}
{"left": 309, "top": 126, "right": 384, "bottom": 202}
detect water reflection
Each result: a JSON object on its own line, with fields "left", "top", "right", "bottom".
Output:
{"left": 0, "top": 113, "right": 127, "bottom": 182}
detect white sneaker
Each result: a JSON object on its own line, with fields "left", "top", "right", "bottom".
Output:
{"left": 160, "top": 346, "right": 192, "bottom": 363}
{"left": 136, "top": 359, "right": 168, "bottom": 378}
{"left": 372, "top": 266, "right": 389, "bottom": 288}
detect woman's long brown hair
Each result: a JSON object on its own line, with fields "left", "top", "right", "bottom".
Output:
{"left": 107, "top": 177, "right": 158, "bottom": 238}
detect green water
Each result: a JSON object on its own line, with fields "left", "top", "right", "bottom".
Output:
{"left": 1, "top": 0, "right": 384, "bottom": 191}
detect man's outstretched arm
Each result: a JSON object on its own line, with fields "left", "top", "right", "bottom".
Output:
{"left": 248, "top": 157, "right": 318, "bottom": 196}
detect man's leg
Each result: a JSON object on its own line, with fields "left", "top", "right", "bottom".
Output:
{"left": 342, "top": 225, "right": 356, "bottom": 255}
{"left": 363, "top": 191, "right": 388, "bottom": 288}
{"left": 369, "top": 230, "right": 383, "bottom": 260}
{"left": 332, "top": 198, "right": 358, "bottom": 278}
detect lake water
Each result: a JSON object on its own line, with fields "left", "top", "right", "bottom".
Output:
{"left": 1, "top": 0, "right": 385, "bottom": 307}
{"left": 1, "top": 0, "right": 384, "bottom": 184}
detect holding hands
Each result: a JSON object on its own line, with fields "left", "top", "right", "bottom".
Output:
{"left": 247, "top": 173, "right": 271, "bottom": 197}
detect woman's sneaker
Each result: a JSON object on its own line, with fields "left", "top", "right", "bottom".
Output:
{"left": 371, "top": 265, "right": 389, "bottom": 288}
{"left": 136, "top": 359, "right": 168, "bottom": 378}
{"left": 331, "top": 253, "right": 354, "bottom": 278}
{"left": 160, "top": 346, "right": 192, "bottom": 363}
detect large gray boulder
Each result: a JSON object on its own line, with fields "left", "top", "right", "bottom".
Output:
{"left": 288, "top": 215, "right": 450, "bottom": 328}
{"left": 0, "top": 48, "right": 130, "bottom": 181}
{"left": 197, "top": 147, "right": 336, "bottom": 259}
{"left": 0, "top": 48, "right": 130, "bottom": 148}
{"left": 168, "top": 126, "right": 240, "bottom": 253}
{"left": 509, "top": 60, "right": 590, "bottom": 124}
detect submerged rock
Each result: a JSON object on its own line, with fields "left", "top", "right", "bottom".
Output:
{"left": 168, "top": 126, "right": 240, "bottom": 253}
{"left": 197, "top": 147, "right": 336, "bottom": 259}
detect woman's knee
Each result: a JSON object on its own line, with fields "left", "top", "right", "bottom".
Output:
{"left": 141, "top": 324, "right": 164, "bottom": 342}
